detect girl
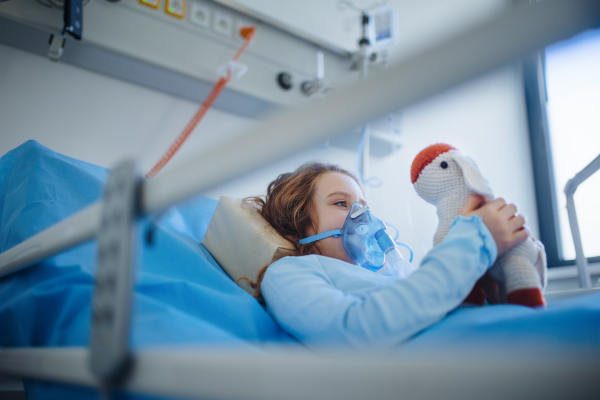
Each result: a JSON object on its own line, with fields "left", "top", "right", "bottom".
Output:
{"left": 244, "top": 162, "right": 528, "bottom": 349}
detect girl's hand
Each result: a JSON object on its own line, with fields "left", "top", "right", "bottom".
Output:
{"left": 460, "top": 195, "right": 530, "bottom": 256}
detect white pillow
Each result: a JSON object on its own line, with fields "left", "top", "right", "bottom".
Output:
{"left": 201, "top": 196, "right": 294, "bottom": 295}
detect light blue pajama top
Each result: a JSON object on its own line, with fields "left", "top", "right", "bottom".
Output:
{"left": 261, "top": 215, "right": 498, "bottom": 349}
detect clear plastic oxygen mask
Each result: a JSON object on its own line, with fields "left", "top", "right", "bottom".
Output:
{"left": 300, "top": 202, "right": 415, "bottom": 279}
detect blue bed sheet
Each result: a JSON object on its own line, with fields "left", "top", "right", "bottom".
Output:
{"left": 401, "top": 293, "right": 600, "bottom": 356}
{"left": 1, "top": 141, "right": 599, "bottom": 399}
{"left": 0, "top": 141, "right": 294, "bottom": 399}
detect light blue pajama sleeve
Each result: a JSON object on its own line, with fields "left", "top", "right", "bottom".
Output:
{"left": 261, "top": 215, "right": 497, "bottom": 349}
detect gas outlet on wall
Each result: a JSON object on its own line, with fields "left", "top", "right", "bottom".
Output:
{"left": 214, "top": 11, "right": 233, "bottom": 37}
{"left": 190, "top": 2, "right": 210, "bottom": 28}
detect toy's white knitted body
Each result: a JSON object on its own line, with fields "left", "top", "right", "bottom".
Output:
{"left": 411, "top": 144, "right": 546, "bottom": 307}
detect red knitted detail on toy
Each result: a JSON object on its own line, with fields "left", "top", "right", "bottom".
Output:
{"left": 463, "top": 282, "right": 485, "bottom": 306}
{"left": 507, "top": 288, "right": 546, "bottom": 308}
{"left": 410, "top": 143, "right": 457, "bottom": 184}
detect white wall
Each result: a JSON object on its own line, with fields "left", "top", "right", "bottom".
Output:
{"left": 0, "top": 43, "right": 257, "bottom": 175}
{"left": 0, "top": 34, "right": 537, "bottom": 268}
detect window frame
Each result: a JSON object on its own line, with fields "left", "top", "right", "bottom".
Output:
{"left": 523, "top": 50, "right": 600, "bottom": 268}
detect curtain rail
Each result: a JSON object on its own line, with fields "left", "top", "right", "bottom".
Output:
{"left": 1, "top": 0, "right": 600, "bottom": 279}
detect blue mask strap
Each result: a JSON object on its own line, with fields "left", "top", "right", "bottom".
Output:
{"left": 299, "top": 229, "right": 342, "bottom": 244}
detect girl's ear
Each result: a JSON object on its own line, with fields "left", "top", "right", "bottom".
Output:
{"left": 451, "top": 151, "right": 495, "bottom": 200}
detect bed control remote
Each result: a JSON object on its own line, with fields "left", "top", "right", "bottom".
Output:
{"left": 90, "top": 161, "right": 138, "bottom": 383}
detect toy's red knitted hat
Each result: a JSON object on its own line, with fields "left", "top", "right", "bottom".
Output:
{"left": 410, "top": 143, "right": 456, "bottom": 184}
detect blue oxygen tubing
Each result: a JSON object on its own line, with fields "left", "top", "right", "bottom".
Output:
{"left": 355, "top": 124, "right": 413, "bottom": 263}
{"left": 355, "top": 125, "right": 383, "bottom": 188}
{"left": 385, "top": 221, "right": 413, "bottom": 263}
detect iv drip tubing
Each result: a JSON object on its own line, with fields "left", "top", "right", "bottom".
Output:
{"left": 145, "top": 27, "right": 255, "bottom": 179}
{"left": 145, "top": 76, "right": 229, "bottom": 179}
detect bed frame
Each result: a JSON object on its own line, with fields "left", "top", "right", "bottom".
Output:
{"left": 565, "top": 154, "right": 600, "bottom": 288}
{"left": 1, "top": 1, "right": 600, "bottom": 398}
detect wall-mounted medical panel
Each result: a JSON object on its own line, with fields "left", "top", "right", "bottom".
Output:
{"left": 0, "top": 0, "right": 358, "bottom": 112}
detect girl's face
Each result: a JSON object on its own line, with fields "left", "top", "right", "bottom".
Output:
{"left": 307, "top": 172, "right": 366, "bottom": 263}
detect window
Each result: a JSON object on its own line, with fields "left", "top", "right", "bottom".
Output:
{"left": 526, "top": 28, "right": 600, "bottom": 267}
{"left": 545, "top": 29, "right": 600, "bottom": 261}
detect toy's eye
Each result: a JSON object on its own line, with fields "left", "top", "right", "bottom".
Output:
{"left": 440, "top": 161, "right": 448, "bottom": 169}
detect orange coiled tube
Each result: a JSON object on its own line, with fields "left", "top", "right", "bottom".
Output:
{"left": 145, "top": 26, "right": 256, "bottom": 179}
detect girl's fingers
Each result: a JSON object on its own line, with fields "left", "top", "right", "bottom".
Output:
{"left": 460, "top": 194, "right": 486, "bottom": 216}
{"left": 511, "top": 226, "right": 531, "bottom": 246}
{"left": 508, "top": 214, "right": 526, "bottom": 232}
{"left": 512, "top": 213, "right": 527, "bottom": 225}
{"left": 489, "top": 197, "right": 506, "bottom": 210}
{"left": 500, "top": 203, "right": 518, "bottom": 219}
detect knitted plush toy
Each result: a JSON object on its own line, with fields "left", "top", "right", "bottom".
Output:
{"left": 410, "top": 143, "right": 547, "bottom": 307}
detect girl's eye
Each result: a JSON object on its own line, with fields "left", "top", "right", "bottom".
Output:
{"left": 334, "top": 201, "right": 347, "bottom": 207}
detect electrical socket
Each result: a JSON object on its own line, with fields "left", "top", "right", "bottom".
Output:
{"left": 213, "top": 11, "right": 232, "bottom": 37}
{"left": 190, "top": 2, "right": 210, "bottom": 28}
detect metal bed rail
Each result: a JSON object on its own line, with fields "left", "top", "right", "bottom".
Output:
{"left": 1, "top": 346, "right": 599, "bottom": 400}
{"left": 564, "top": 153, "right": 600, "bottom": 289}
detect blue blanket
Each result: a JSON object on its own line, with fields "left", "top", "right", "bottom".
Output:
{"left": 0, "top": 141, "right": 293, "bottom": 399}
{"left": 1, "top": 141, "right": 599, "bottom": 399}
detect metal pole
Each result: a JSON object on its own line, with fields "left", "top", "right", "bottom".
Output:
{"left": 564, "top": 152, "right": 600, "bottom": 289}
{"left": 565, "top": 195, "right": 592, "bottom": 288}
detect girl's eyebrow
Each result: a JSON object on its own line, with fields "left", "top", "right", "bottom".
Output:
{"left": 326, "top": 191, "right": 350, "bottom": 198}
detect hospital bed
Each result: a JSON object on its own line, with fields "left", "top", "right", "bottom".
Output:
{"left": 1, "top": 1, "right": 600, "bottom": 399}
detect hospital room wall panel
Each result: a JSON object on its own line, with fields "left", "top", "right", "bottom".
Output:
{"left": 0, "top": 0, "right": 355, "bottom": 109}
